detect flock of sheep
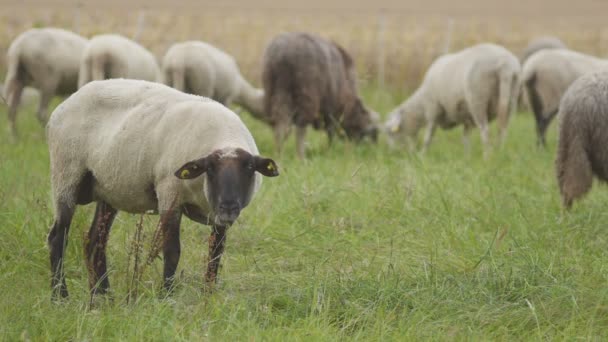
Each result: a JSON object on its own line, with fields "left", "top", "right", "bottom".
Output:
{"left": 3, "top": 27, "right": 607, "bottom": 300}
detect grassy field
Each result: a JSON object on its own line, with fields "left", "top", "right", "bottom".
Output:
{"left": 1, "top": 87, "right": 608, "bottom": 340}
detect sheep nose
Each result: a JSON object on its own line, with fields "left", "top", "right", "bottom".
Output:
{"left": 219, "top": 201, "right": 240, "bottom": 213}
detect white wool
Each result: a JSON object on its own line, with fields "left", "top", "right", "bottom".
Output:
{"left": 78, "top": 34, "right": 160, "bottom": 88}
{"left": 47, "top": 79, "right": 262, "bottom": 217}
{"left": 385, "top": 43, "right": 521, "bottom": 152}
{"left": 160, "top": 41, "right": 264, "bottom": 118}
{"left": 521, "top": 48, "right": 608, "bottom": 122}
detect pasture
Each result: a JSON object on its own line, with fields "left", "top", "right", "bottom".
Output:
{"left": 2, "top": 0, "right": 608, "bottom": 340}
{"left": 2, "top": 90, "right": 608, "bottom": 340}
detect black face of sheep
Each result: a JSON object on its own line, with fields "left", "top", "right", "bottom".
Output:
{"left": 175, "top": 148, "right": 279, "bottom": 225}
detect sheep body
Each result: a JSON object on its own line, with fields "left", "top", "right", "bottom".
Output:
{"left": 385, "top": 43, "right": 520, "bottom": 154}
{"left": 3, "top": 27, "right": 87, "bottom": 138}
{"left": 520, "top": 36, "right": 566, "bottom": 64}
{"left": 262, "top": 32, "right": 378, "bottom": 158}
{"left": 522, "top": 48, "right": 608, "bottom": 145}
{"left": 78, "top": 34, "right": 160, "bottom": 87}
{"left": 556, "top": 71, "right": 608, "bottom": 208}
{"left": 46, "top": 79, "right": 278, "bottom": 298}
{"left": 161, "top": 41, "right": 264, "bottom": 118}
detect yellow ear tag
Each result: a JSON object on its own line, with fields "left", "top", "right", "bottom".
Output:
{"left": 267, "top": 163, "right": 275, "bottom": 171}
{"left": 181, "top": 169, "right": 190, "bottom": 178}
{"left": 391, "top": 125, "right": 400, "bottom": 133}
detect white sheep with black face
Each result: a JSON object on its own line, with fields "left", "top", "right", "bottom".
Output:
{"left": 522, "top": 48, "right": 608, "bottom": 146}
{"left": 78, "top": 34, "right": 160, "bottom": 88}
{"left": 3, "top": 27, "right": 87, "bottom": 138}
{"left": 385, "top": 43, "right": 521, "bottom": 157}
{"left": 46, "top": 79, "right": 279, "bottom": 299}
{"left": 161, "top": 41, "right": 265, "bottom": 119}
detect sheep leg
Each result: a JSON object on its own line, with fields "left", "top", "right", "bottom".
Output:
{"left": 462, "top": 124, "right": 472, "bottom": 156}
{"left": 296, "top": 125, "right": 307, "bottom": 159}
{"left": 273, "top": 120, "right": 291, "bottom": 157}
{"left": 421, "top": 121, "right": 436, "bottom": 154}
{"left": 48, "top": 202, "right": 76, "bottom": 299}
{"left": 205, "top": 224, "right": 228, "bottom": 287}
{"left": 84, "top": 201, "right": 117, "bottom": 295}
{"left": 537, "top": 109, "right": 558, "bottom": 147}
{"left": 556, "top": 135, "right": 593, "bottom": 209}
{"left": 36, "top": 91, "right": 52, "bottom": 126}
{"left": 160, "top": 210, "right": 182, "bottom": 291}
{"left": 6, "top": 80, "right": 23, "bottom": 140}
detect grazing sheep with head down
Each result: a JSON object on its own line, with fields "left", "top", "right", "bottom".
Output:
{"left": 556, "top": 71, "right": 608, "bottom": 209}
{"left": 522, "top": 48, "right": 608, "bottom": 146}
{"left": 78, "top": 34, "right": 160, "bottom": 88}
{"left": 384, "top": 43, "right": 520, "bottom": 156}
{"left": 46, "top": 79, "right": 279, "bottom": 299}
{"left": 161, "top": 41, "right": 264, "bottom": 119}
{"left": 520, "top": 36, "right": 566, "bottom": 64}
{"left": 261, "top": 32, "right": 378, "bottom": 159}
{"left": 3, "top": 28, "right": 87, "bottom": 138}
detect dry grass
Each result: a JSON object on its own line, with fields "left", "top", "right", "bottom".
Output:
{"left": 2, "top": 1, "right": 608, "bottom": 94}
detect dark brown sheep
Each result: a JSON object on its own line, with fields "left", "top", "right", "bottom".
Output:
{"left": 261, "top": 32, "right": 378, "bottom": 159}
{"left": 556, "top": 71, "right": 608, "bottom": 208}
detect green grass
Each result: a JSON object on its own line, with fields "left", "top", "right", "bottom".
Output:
{"left": 1, "top": 88, "right": 608, "bottom": 341}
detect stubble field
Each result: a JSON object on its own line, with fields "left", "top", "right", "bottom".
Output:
{"left": 1, "top": 1, "right": 608, "bottom": 340}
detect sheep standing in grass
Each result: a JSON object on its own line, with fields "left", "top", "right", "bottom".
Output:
{"left": 161, "top": 41, "right": 264, "bottom": 119}
{"left": 262, "top": 32, "right": 378, "bottom": 159}
{"left": 520, "top": 36, "right": 567, "bottom": 64}
{"left": 522, "top": 49, "right": 608, "bottom": 146}
{"left": 3, "top": 28, "right": 87, "bottom": 138}
{"left": 556, "top": 71, "right": 608, "bottom": 208}
{"left": 46, "top": 79, "right": 279, "bottom": 299}
{"left": 384, "top": 43, "right": 520, "bottom": 156}
{"left": 78, "top": 34, "right": 160, "bottom": 87}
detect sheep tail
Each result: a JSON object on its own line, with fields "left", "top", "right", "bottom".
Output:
{"left": 78, "top": 55, "right": 92, "bottom": 88}
{"left": 170, "top": 67, "right": 185, "bottom": 92}
{"left": 556, "top": 128, "right": 593, "bottom": 209}
{"left": 496, "top": 67, "right": 518, "bottom": 141}
{"left": 3, "top": 51, "right": 22, "bottom": 105}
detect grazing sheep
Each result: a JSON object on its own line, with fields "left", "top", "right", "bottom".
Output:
{"left": 161, "top": 41, "right": 264, "bottom": 119}
{"left": 520, "top": 36, "right": 567, "bottom": 64}
{"left": 522, "top": 49, "right": 608, "bottom": 146}
{"left": 78, "top": 34, "right": 160, "bottom": 88}
{"left": 3, "top": 28, "right": 87, "bottom": 138}
{"left": 46, "top": 79, "right": 279, "bottom": 298}
{"left": 556, "top": 71, "right": 608, "bottom": 209}
{"left": 261, "top": 32, "right": 378, "bottom": 159}
{"left": 385, "top": 43, "right": 520, "bottom": 156}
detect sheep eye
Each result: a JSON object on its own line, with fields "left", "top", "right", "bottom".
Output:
{"left": 246, "top": 163, "right": 255, "bottom": 171}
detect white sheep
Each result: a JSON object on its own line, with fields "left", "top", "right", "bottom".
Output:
{"left": 384, "top": 43, "right": 521, "bottom": 156}
{"left": 520, "top": 36, "right": 567, "bottom": 64}
{"left": 46, "top": 79, "right": 279, "bottom": 298}
{"left": 3, "top": 27, "right": 87, "bottom": 138}
{"left": 161, "top": 41, "right": 264, "bottom": 119}
{"left": 78, "top": 34, "right": 160, "bottom": 88}
{"left": 521, "top": 48, "right": 608, "bottom": 146}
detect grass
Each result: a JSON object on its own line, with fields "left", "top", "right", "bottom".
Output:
{"left": 1, "top": 87, "right": 608, "bottom": 340}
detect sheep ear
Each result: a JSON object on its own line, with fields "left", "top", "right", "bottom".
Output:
{"left": 175, "top": 158, "right": 207, "bottom": 179}
{"left": 254, "top": 156, "right": 279, "bottom": 177}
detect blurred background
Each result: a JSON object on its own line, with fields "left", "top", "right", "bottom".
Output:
{"left": 2, "top": 0, "right": 608, "bottom": 93}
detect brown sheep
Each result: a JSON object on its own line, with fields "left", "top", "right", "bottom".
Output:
{"left": 261, "top": 32, "right": 378, "bottom": 159}
{"left": 556, "top": 70, "right": 608, "bottom": 208}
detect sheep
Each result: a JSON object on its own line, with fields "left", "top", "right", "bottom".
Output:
{"left": 46, "top": 79, "right": 279, "bottom": 299}
{"left": 522, "top": 48, "right": 608, "bottom": 146}
{"left": 261, "top": 32, "right": 378, "bottom": 159}
{"left": 3, "top": 27, "right": 87, "bottom": 138}
{"left": 78, "top": 34, "right": 160, "bottom": 88}
{"left": 556, "top": 71, "right": 608, "bottom": 209}
{"left": 520, "top": 36, "right": 567, "bottom": 64}
{"left": 161, "top": 41, "right": 264, "bottom": 119}
{"left": 384, "top": 43, "right": 521, "bottom": 156}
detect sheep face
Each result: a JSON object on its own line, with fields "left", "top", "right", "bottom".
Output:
{"left": 343, "top": 99, "right": 379, "bottom": 142}
{"left": 175, "top": 148, "right": 279, "bottom": 225}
